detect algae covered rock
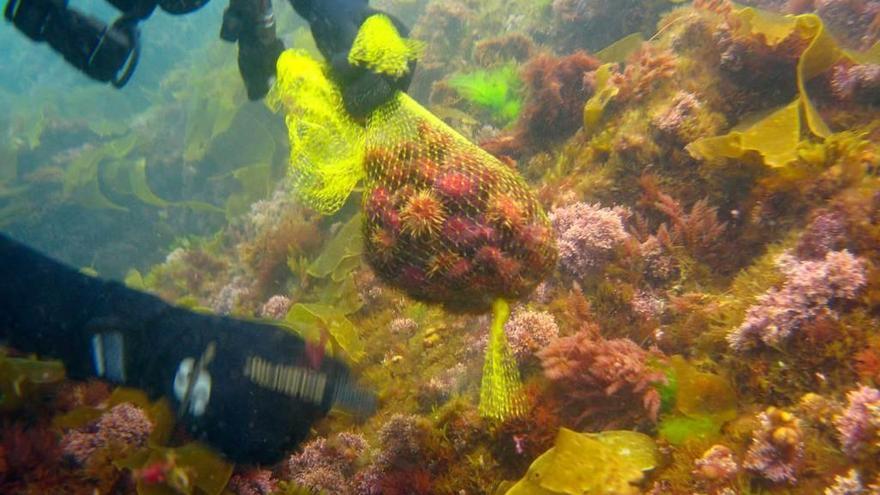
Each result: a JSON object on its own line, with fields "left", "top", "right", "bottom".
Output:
{"left": 505, "top": 428, "right": 658, "bottom": 495}
{"left": 0, "top": 349, "right": 65, "bottom": 411}
{"left": 657, "top": 356, "right": 738, "bottom": 445}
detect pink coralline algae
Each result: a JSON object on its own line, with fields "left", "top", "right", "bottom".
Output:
{"left": 631, "top": 289, "right": 666, "bottom": 320}
{"left": 651, "top": 91, "right": 704, "bottom": 142}
{"left": 550, "top": 202, "right": 631, "bottom": 281}
{"left": 417, "top": 363, "right": 467, "bottom": 408}
{"left": 744, "top": 407, "right": 805, "bottom": 484}
{"left": 373, "top": 414, "right": 430, "bottom": 469}
{"left": 60, "top": 402, "right": 153, "bottom": 466}
{"left": 796, "top": 211, "right": 849, "bottom": 259}
{"left": 824, "top": 469, "right": 866, "bottom": 495}
{"left": 227, "top": 469, "right": 277, "bottom": 495}
{"left": 831, "top": 64, "right": 880, "bottom": 104}
{"left": 815, "top": 0, "right": 880, "bottom": 50}
{"left": 210, "top": 276, "right": 251, "bottom": 315}
{"left": 537, "top": 325, "right": 666, "bottom": 424}
{"left": 639, "top": 236, "right": 678, "bottom": 282}
{"left": 727, "top": 250, "right": 867, "bottom": 351}
{"left": 471, "top": 308, "right": 560, "bottom": 362}
{"left": 258, "top": 294, "right": 291, "bottom": 320}
{"left": 693, "top": 444, "right": 739, "bottom": 483}
{"left": 355, "top": 414, "right": 434, "bottom": 494}
{"left": 834, "top": 385, "right": 880, "bottom": 458}
{"left": 504, "top": 307, "right": 560, "bottom": 361}
{"left": 284, "top": 432, "right": 369, "bottom": 495}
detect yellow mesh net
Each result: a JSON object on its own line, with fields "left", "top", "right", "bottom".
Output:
{"left": 268, "top": 16, "right": 557, "bottom": 420}
{"left": 266, "top": 51, "right": 366, "bottom": 215}
{"left": 480, "top": 299, "right": 526, "bottom": 419}
{"left": 348, "top": 14, "right": 425, "bottom": 78}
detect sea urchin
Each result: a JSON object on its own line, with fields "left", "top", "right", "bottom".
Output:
{"left": 400, "top": 189, "right": 446, "bottom": 237}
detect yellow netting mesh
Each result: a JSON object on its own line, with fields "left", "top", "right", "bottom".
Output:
{"left": 268, "top": 16, "right": 557, "bottom": 420}
{"left": 480, "top": 299, "right": 526, "bottom": 419}
{"left": 348, "top": 14, "right": 425, "bottom": 78}
{"left": 265, "top": 51, "right": 366, "bottom": 215}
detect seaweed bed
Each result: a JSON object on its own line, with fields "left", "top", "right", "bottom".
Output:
{"left": 2, "top": 0, "right": 880, "bottom": 494}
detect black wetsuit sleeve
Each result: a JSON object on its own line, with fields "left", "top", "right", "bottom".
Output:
{"left": 0, "top": 233, "right": 365, "bottom": 463}
{"left": 0, "top": 232, "right": 169, "bottom": 379}
{"left": 0, "top": 233, "right": 226, "bottom": 402}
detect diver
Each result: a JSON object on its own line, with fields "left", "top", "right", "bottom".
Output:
{"left": 1, "top": 232, "right": 377, "bottom": 464}
{"left": 3, "top": 0, "right": 413, "bottom": 116}
{"left": 2, "top": 0, "right": 414, "bottom": 464}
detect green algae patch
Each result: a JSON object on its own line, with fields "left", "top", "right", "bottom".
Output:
{"left": 505, "top": 428, "right": 658, "bottom": 495}
{"left": 670, "top": 358, "right": 736, "bottom": 419}
{"left": 125, "top": 268, "right": 148, "bottom": 291}
{"left": 0, "top": 145, "right": 17, "bottom": 184}
{"left": 63, "top": 134, "right": 138, "bottom": 211}
{"left": 449, "top": 64, "right": 523, "bottom": 125}
{"left": 794, "top": 14, "right": 838, "bottom": 138}
{"left": 658, "top": 414, "right": 720, "bottom": 445}
{"left": 61, "top": 132, "right": 221, "bottom": 213}
{"left": 686, "top": 99, "right": 800, "bottom": 168}
{"left": 582, "top": 64, "right": 619, "bottom": 134}
{"left": 287, "top": 214, "right": 366, "bottom": 362}
{"left": 218, "top": 162, "right": 273, "bottom": 218}
{"left": 0, "top": 350, "right": 65, "bottom": 411}
{"left": 656, "top": 356, "right": 736, "bottom": 445}
{"left": 182, "top": 87, "right": 239, "bottom": 164}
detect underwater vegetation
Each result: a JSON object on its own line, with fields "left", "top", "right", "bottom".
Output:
{"left": 4, "top": 0, "right": 880, "bottom": 494}
{"left": 448, "top": 65, "right": 524, "bottom": 126}
{"left": 0, "top": 13, "right": 295, "bottom": 278}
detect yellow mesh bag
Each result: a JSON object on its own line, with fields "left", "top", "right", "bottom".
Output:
{"left": 266, "top": 51, "right": 366, "bottom": 215}
{"left": 348, "top": 14, "right": 424, "bottom": 78}
{"left": 268, "top": 16, "right": 557, "bottom": 420}
{"left": 361, "top": 94, "right": 556, "bottom": 313}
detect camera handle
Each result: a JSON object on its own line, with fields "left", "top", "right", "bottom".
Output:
{"left": 4, "top": 0, "right": 154, "bottom": 87}
{"left": 104, "top": 13, "right": 141, "bottom": 87}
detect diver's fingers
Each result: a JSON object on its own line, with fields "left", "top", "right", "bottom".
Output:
{"left": 342, "top": 71, "right": 397, "bottom": 118}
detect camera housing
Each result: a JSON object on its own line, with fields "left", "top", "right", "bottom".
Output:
{"left": 4, "top": 0, "right": 211, "bottom": 87}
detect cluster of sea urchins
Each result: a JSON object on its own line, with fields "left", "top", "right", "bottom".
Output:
{"left": 362, "top": 120, "right": 557, "bottom": 312}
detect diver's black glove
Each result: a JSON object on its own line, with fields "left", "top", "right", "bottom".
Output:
{"left": 0, "top": 234, "right": 374, "bottom": 464}
{"left": 220, "top": 0, "right": 284, "bottom": 100}
{"left": 330, "top": 49, "right": 415, "bottom": 119}
{"left": 236, "top": 35, "right": 284, "bottom": 100}
{"left": 290, "top": 0, "right": 416, "bottom": 118}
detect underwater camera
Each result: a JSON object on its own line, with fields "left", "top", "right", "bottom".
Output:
{"left": 4, "top": 0, "right": 209, "bottom": 87}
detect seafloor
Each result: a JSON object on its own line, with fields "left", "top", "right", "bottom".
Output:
{"left": 2, "top": 0, "right": 880, "bottom": 494}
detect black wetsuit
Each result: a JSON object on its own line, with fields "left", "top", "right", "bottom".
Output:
{"left": 0, "top": 0, "right": 410, "bottom": 464}
{"left": 0, "top": 233, "right": 361, "bottom": 464}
